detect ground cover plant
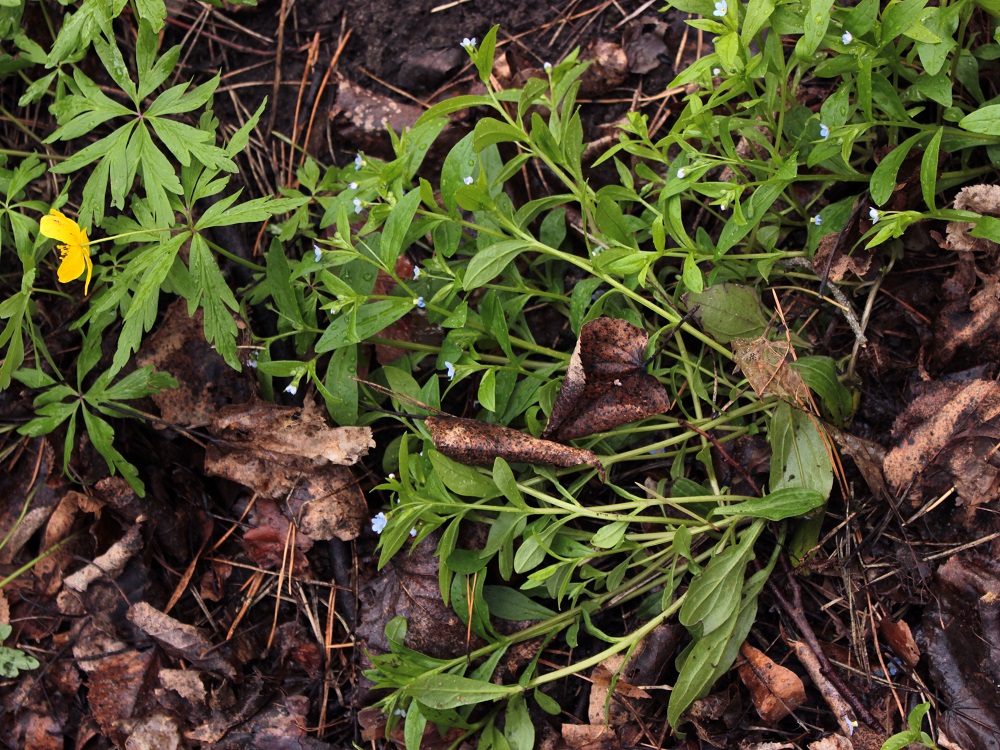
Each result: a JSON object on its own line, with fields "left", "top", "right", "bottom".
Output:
{"left": 2, "top": 0, "right": 1000, "bottom": 748}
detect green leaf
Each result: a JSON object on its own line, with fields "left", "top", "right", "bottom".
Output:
{"left": 594, "top": 191, "right": 638, "bottom": 250}
{"left": 189, "top": 234, "right": 241, "bottom": 370}
{"left": 323, "top": 344, "right": 359, "bottom": 425}
{"left": 404, "top": 674, "right": 519, "bottom": 709}
{"left": 475, "top": 25, "right": 500, "bottom": 85}
{"left": 679, "top": 521, "right": 762, "bottom": 634}
{"left": 478, "top": 368, "right": 497, "bottom": 412}
{"left": 315, "top": 298, "right": 414, "bottom": 352}
{"left": 81, "top": 407, "right": 145, "bottom": 496}
{"left": 0, "top": 643, "right": 39, "bottom": 678}
{"left": 870, "top": 133, "right": 922, "bottom": 206}
{"left": 533, "top": 689, "right": 561, "bottom": 716}
{"left": 403, "top": 701, "right": 427, "bottom": 750}
{"left": 742, "top": 0, "right": 775, "bottom": 44}
{"left": 492, "top": 458, "right": 525, "bottom": 507}
{"left": 687, "top": 283, "right": 771, "bottom": 343}
{"left": 505, "top": 694, "right": 534, "bottom": 750}
{"left": 429, "top": 449, "right": 499, "bottom": 498}
{"left": 483, "top": 586, "right": 557, "bottom": 620}
{"left": 790, "top": 355, "right": 853, "bottom": 424}
{"left": 441, "top": 131, "right": 476, "bottom": 213}
{"left": 768, "top": 403, "right": 834, "bottom": 498}
{"left": 381, "top": 189, "right": 422, "bottom": 267}
{"left": 959, "top": 104, "right": 1000, "bottom": 136}
{"left": 98, "top": 366, "right": 177, "bottom": 402}
{"left": 711, "top": 488, "right": 825, "bottom": 521}
{"left": 473, "top": 118, "right": 528, "bottom": 151}
{"left": 591, "top": 521, "right": 628, "bottom": 549}
{"left": 464, "top": 240, "right": 527, "bottom": 289}
{"left": 669, "top": 607, "right": 739, "bottom": 727}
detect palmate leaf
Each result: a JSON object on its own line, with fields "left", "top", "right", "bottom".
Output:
{"left": 188, "top": 234, "right": 240, "bottom": 369}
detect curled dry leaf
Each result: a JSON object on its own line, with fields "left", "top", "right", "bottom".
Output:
{"left": 588, "top": 654, "right": 651, "bottom": 728}
{"left": 63, "top": 522, "right": 145, "bottom": 593}
{"left": 542, "top": 317, "right": 671, "bottom": 442}
{"left": 209, "top": 398, "right": 374, "bottom": 466}
{"left": 426, "top": 415, "right": 605, "bottom": 481}
{"left": 732, "top": 337, "right": 810, "bottom": 403}
{"left": 945, "top": 184, "right": 1000, "bottom": 254}
{"left": 737, "top": 642, "right": 807, "bottom": 723}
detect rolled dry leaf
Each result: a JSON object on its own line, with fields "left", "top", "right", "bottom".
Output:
{"left": 426, "top": 416, "right": 605, "bottom": 481}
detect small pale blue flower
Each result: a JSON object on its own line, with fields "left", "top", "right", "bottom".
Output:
{"left": 444, "top": 361, "right": 456, "bottom": 380}
{"left": 869, "top": 207, "right": 880, "bottom": 223}
{"left": 409, "top": 528, "right": 417, "bottom": 538}
{"left": 371, "top": 512, "right": 388, "bottom": 534}
{"left": 463, "top": 176, "right": 474, "bottom": 185}
{"left": 313, "top": 244, "right": 322, "bottom": 262}
{"left": 677, "top": 167, "right": 688, "bottom": 179}
{"left": 713, "top": 0, "right": 727, "bottom": 16}
{"left": 349, "top": 181, "right": 358, "bottom": 190}
{"left": 285, "top": 383, "right": 297, "bottom": 395}
{"left": 713, "top": 68, "right": 721, "bottom": 75}
{"left": 413, "top": 265, "right": 422, "bottom": 279}
{"left": 461, "top": 37, "right": 477, "bottom": 49}
{"left": 543, "top": 61, "right": 552, "bottom": 71}
{"left": 415, "top": 297, "right": 425, "bottom": 308}
{"left": 810, "top": 215, "right": 822, "bottom": 226}
{"left": 246, "top": 354, "right": 258, "bottom": 369}
{"left": 354, "top": 153, "right": 363, "bottom": 170}
{"left": 842, "top": 31, "right": 853, "bottom": 45}
{"left": 353, "top": 198, "right": 363, "bottom": 214}
{"left": 819, "top": 123, "right": 830, "bottom": 139}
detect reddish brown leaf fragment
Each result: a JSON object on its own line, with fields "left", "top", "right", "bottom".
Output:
{"left": 879, "top": 618, "right": 920, "bottom": 669}
{"left": 542, "top": 317, "right": 671, "bottom": 441}
{"left": 426, "top": 416, "right": 606, "bottom": 481}
{"left": 737, "top": 642, "right": 807, "bottom": 723}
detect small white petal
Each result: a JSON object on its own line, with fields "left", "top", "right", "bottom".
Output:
{"left": 463, "top": 176, "right": 474, "bottom": 185}
{"left": 444, "top": 361, "right": 456, "bottom": 380}
{"left": 819, "top": 123, "right": 830, "bottom": 139}
{"left": 543, "top": 61, "right": 552, "bottom": 71}
{"left": 349, "top": 182, "right": 358, "bottom": 190}
{"left": 869, "top": 207, "right": 880, "bottom": 223}
{"left": 313, "top": 244, "right": 323, "bottom": 262}
{"left": 413, "top": 265, "right": 422, "bottom": 279}
{"left": 409, "top": 528, "right": 417, "bottom": 537}
{"left": 842, "top": 31, "right": 853, "bottom": 45}
{"left": 713, "top": 68, "right": 721, "bottom": 75}
{"left": 285, "top": 384, "right": 297, "bottom": 395}
{"left": 811, "top": 214, "right": 822, "bottom": 225}
{"left": 371, "top": 512, "right": 388, "bottom": 534}
{"left": 354, "top": 154, "right": 363, "bottom": 170}
{"left": 677, "top": 167, "right": 687, "bottom": 179}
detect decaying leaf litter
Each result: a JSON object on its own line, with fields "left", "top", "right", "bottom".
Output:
{"left": 3, "top": 0, "right": 1000, "bottom": 748}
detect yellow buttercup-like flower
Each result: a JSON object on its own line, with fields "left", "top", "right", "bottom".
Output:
{"left": 40, "top": 209, "right": 93, "bottom": 295}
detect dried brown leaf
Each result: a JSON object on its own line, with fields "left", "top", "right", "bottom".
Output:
{"left": 127, "top": 601, "right": 237, "bottom": 678}
{"left": 63, "top": 522, "right": 145, "bottom": 593}
{"left": 204, "top": 398, "right": 371, "bottom": 541}
{"left": 208, "top": 398, "right": 373, "bottom": 466}
{"left": 427, "top": 416, "right": 606, "bottom": 481}
{"left": 737, "top": 642, "right": 807, "bottom": 723}
{"left": 542, "top": 317, "right": 671, "bottom": 442}
{"left": 878, "top": 618, "right": 920, "bottom": 668}
{"left": 562, "top": 724, "right": 623, "bottom": 750}
{"left": 732, "top": 337, "right": 810, "bottom": 402}
{"left": 136, "top": 299, "right": 252, "bottom": 428}
{"left": 945, "top": 184, "right": 1000, "bottom": 254}
{"left": 884, "top": 378, "right": 1000, "bottom": 519}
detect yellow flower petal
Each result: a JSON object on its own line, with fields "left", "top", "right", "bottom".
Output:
{"left": 57, "top": 244, "right": 87, "bottom": 284}
{"left": 43, "top": 208, "right": 93, "bottom": 295}
{"left": 40, "top": 209, "right": 88, "bottom": 246}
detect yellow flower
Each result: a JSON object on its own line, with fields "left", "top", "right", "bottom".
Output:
{"left": 40, "top": 208, "right": 93, "bottom": 295}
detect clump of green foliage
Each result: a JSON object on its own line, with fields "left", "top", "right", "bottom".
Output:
{"left": 2, "top": 0, "right": 998, "bottom": 744}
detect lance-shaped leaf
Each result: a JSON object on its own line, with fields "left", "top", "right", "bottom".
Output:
{"left": 426, "top": 416, "right": 605, "bottom": 481}
{"left": 542, "top": 317, "right": 671, "bottom": 441}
